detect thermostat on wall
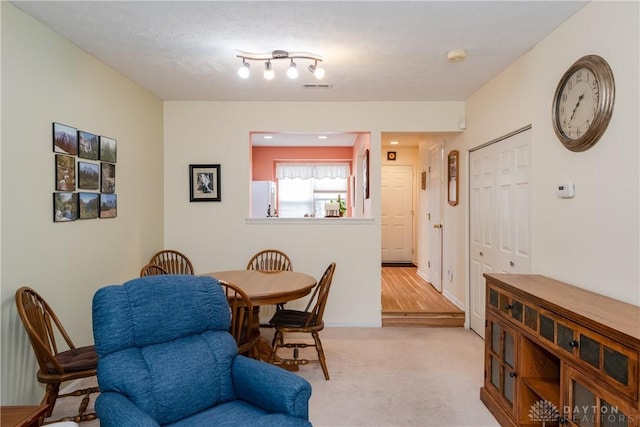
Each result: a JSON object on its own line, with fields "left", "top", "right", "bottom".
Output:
{"left": 557, "top": 182, "right": 575, "bottom": 198}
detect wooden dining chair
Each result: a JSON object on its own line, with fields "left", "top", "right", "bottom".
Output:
{"left": 268, "top": 262, "right": 336, "bottom": 380}
{"left": 139, "top": 263, "right": 169, "bottom": 277}
{"left": 15, "top": 287, "right": 99, "bottom": 423}
{"left": 247, "top": 249, "right": 293, "bottom": 319}
{"left": 218, "top": 280, "right": 260, "bottom": 359}
{"left": 149, "top": 249, "right": 194, "bottom": 275}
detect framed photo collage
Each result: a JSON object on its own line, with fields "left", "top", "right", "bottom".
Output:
{"left": 53, "top": 122, "right": 117, "bottom": 222}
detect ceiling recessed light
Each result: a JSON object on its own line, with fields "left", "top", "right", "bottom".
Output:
{"left": 263, "top": 135, "right": 273, "bottom": 139}
{"left": 318, "top": 135, "right": 328, "bottom": 140}
{"left": 390, "top": 141, "right": 399, "bottom": 145}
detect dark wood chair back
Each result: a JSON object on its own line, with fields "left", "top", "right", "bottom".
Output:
{"left": 139, "top": 263, "right": 169, "bottom": 277}
{"left": 15, "top": 287, "right": 98, "bottom": 422}
{"left": 149, "top": 249, "right": 194, "bottom": 275}
{"left": 218, "top": 280, "right": 260, "bottom": 359}
{"left": 303, "top": 262, "right": 336, "bottom": 327}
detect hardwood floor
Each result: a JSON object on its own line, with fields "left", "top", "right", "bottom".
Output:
{"left": 381, "top": 266, "right": 464, "bottom": 327}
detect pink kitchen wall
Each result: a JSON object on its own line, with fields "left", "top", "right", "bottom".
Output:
{"left": 251, "top": 145, "right": 355, "bottom": 181}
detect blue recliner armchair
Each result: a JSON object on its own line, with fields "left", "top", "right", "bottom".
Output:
{"left": 92, "top": 275, "right": 312, "bottom": 427}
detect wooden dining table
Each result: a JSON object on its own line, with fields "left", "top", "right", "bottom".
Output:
{"left": 202, "top": 269, "right": 317, "bottom": 362}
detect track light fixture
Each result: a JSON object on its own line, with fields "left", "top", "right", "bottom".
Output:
{"left": 236, "top": 49, "right": 324, "bottom": 80}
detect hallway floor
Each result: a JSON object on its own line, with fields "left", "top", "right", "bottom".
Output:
{"left": 381, "top": 266, "right": 464, "bottom": 327}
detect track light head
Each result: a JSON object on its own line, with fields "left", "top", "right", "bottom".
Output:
{"left": 264, "top": 61, "right": 275, "bottom": 80}
{"left": 287, "top": 60, "right": 298, "bottom": 79}
{"left": 308, "top": 61, "right": 325, "bottom": 79}
{"left": 238, "top": 60, "right": 250, "bottom": 79}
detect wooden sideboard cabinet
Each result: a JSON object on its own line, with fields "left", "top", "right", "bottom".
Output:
{"left": 480, "top": 274, "right": 640, "bottom": 427}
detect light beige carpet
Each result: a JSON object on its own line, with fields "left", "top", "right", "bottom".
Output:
{"left": 47, "top": 327, "right": 499, "bottom": 427}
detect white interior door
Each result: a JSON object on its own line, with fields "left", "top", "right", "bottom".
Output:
{"left": 469, "top": 128, "right": 531, "bottom": 338}
{"left": 381, "top": 165, "right": 414, "bottom": 263}
{"left": 426, "top": 143, "right": 443, "bottom": 291}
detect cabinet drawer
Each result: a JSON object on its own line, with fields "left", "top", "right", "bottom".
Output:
{"left": 537, "top": 308, "right": 639, "bottom": 402}
{"left": 487, "top": 285, "right": 526, "bottom": 325}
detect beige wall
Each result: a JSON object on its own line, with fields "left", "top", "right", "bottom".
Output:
{"left": 1, "top": 3, "right": 164, "bottom": 404}
{"left": 162, "top": 101, "right": 465, "bottom": 328}
{"left": 445, "top": 1, "right": 639, "bottom": 308}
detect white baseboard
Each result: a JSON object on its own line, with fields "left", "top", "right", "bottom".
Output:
{"left": 443, "top": 289, "right": 465, "bottom": 311}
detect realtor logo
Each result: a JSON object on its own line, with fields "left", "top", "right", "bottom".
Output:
{"left": 529, "top": 400, "right": 560, "bottom": 426}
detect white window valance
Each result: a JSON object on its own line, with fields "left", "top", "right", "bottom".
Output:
{"left": 276, "top": 163, "right": 350, "bottom": 180}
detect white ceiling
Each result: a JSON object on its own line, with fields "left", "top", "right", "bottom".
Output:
{"left": 12, "top": 1, "right": 587, "bottom": 104}
{"left": 11, "top": 1, "right": 587, "bottom": 148}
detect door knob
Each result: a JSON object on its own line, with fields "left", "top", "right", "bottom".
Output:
{"left": 433, "top": 224, "right": 442, "bottom": 229}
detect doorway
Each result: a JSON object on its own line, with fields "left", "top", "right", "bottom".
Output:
{"left": 380, "top": 133, "right": 463, "bottom": 327}
{"left": 381, "top": 165, "right": 414, "bottom": 263}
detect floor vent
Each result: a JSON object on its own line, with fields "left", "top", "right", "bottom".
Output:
{"left": 303, "top": 83, "right": 333, "bottom": 89}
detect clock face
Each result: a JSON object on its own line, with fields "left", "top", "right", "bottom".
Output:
{"left": 552, "top": 55, "right": 615, "bottom": 152}
{"left": 557, "top": 67, "right": 598, "bottom": 141}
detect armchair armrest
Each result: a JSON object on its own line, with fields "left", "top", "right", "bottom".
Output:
{"left": 96, "top": 392, "right": 160, "bottom": 427}
{"left": 231, "top": 355, "right": 311, "bottom": 420}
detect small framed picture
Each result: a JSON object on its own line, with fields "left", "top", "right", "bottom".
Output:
{"left": 55, "top": 154, "right": 76, "bottom": 191}
{"left": 363, "top": 149, "right": 370, "bottom": 199}
{"left": 448, "top": 150, "right": 459, "bottom": 206}
{"left": 99, "top": 194, "right": 117, "bottom": 218}
{"left": 78, "top": 131, "right": 99, "bottom": 160}
{"left": 100, "top": 136, "right": 117, "bottom": 163}
{"left": 101, "top": 162, "right": 116, "bottom": 193}
{"left": 53, "top": 122, "right": 78, "bottom": 155}
{"left": 189, "top": 164, "right": 221, "bottom": 202}
{"left": 53, "top": 192, "right": 78, "bottom": 222}
{"left": 79, "top": 192, "right": 99, "bottom": 219}
{"left": 78, "top": 161, "right": 100, "bottom": 190}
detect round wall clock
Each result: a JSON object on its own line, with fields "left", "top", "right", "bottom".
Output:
{"left": 552, "top": 55, "right": 615, "bottom": 152}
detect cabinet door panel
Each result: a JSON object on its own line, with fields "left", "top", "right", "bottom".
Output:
{"left": 485, "top": 314, "right": 518, "bottom": 411}
{"left": 564, "top": 365, "right": 637, "bottom": 427}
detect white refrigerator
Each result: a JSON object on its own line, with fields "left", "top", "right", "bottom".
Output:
{"left": 251, "top": 181, "right": 276, "bottom": 217}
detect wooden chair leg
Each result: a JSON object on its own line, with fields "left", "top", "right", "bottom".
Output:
{"left": 312, "top": 332, "right": 330, "bottom": 380}
{"left": 269, "top": 330, "right": 282, "bottom": 362}
{"left": 42, "top": 383, "right": 60, "bottom": 416}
